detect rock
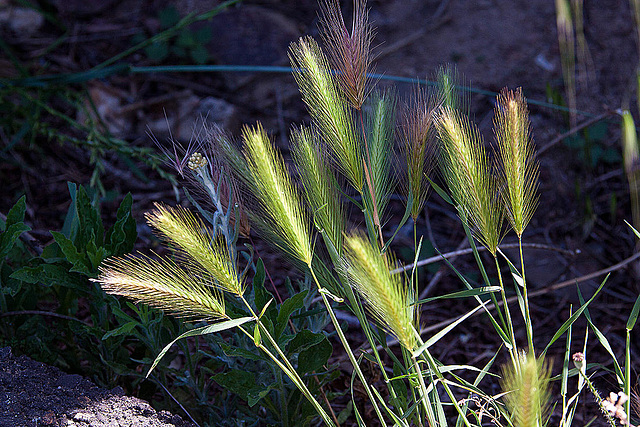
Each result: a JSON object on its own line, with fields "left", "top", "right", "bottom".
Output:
{"left": 0, "top": 5, "right": 44, "bottom": 36}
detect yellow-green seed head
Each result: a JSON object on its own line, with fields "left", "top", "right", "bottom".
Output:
{"left": 242, "top": 123, "right": 313, "bottom": 266}
{"left": 146, "top": 203, "right": 244, "bottom": 296}
{"left": 501, "top": 352, "right": 552, "bottom": 427}
{"left": 94, "top": 254, "right": 226, "bottom": 321}
{"left": 343, "top": 232, "right": 418, "bottom": 351}
{"left": 494, "top": 88, "right": 539, "bottom": 237}
{"left": 437, "top": 106, "right": 503, "bottom": 255}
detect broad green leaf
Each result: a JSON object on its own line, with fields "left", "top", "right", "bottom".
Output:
{"left": 51, "top": 231, "right": 91, "bottom": 275}
{"left": 10, "top": 263, "right": 86, "bottom": 289}
{"left": 287, "top": 329, "right": 325, "bottom": 354}
{"left": 4, "top": 195, "right": 27, "bottom": 229}
{"left": 298, "top": 336, "right": 332, "bottom": 374}
{"left": 247, "top": 384, "right": 275, "bottom": 407}
{"left": 75, "top": 185, "right": 104, "bottom": 248}
{"left": 275, "top": 290, "right": 308, "bottom": 339}
{"left": 102, "top": 321, "right": 138, "bottom": 340}
{"left": 105, "top": 193, "right": 137, "bottom": 255}
{"left": 212, "top": 369, "right": 257, "bottom": 401}
{"left": 0, "top": 223, "right": 31, "bottom": 259}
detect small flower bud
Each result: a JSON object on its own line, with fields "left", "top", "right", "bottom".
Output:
{"left": 187, "top": 152, "right": 208, "bottom": 170}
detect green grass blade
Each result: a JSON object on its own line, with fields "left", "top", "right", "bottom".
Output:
{"left": 147, "top": 316, "right": 253, "bottom": 377}
{"left": 541, "top": 276, "right": 608, "bottom": 357}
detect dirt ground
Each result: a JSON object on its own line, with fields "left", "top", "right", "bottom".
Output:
{"left": 0, "top": 347, "right": 195, "bottom": 427}
{"left": 1, "top": 0, "right": 639, "bottom": 425}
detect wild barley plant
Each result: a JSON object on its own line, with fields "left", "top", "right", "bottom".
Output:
{"left": 91, "top": 0, "right": 636, "bottom": 425}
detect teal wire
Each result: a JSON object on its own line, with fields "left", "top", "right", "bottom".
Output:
{"left": 1, "top": 63, "right": 598, "bottom": 118}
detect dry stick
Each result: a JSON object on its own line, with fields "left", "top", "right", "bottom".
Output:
{"left": 340, "top": 250, "right": 640, "bottom": 359}
{"left": 394, "top": 242, "right": 577, "bottom": 274}
{"left": 0, "top": 310, "right": 90, "bottom": 325}
{"left": 537, "top": 110, "right": 614, "bottom": 155}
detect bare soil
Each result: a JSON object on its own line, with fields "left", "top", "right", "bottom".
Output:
{"left": 0, "top": 347, "right": 195, "bottom": 427}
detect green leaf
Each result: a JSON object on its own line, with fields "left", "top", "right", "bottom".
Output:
{"left": 627, "top": 294, "right": 640, "bottom": 331}
{"left": 275, "top": 290, "right": 308, "bottom": 339}
{"left": 176, "top": 31, "right": 196, "bottom": 48}
{"left": 212, "top": 369, "right": 258, "bottom": 402}
{"left": 102, "top": 321, "right": 138, "bottom": 340}
{"left": 287, "top": 329, "right": 325, "bottom": 354}
{"left": 253, "top": 259, "right": 276, "bottom": 321}
{"left": 219, "top": 342, "right": 262, "bottom": 361}
{"left": 145, "top": 41, "right": 169, "bottom": 62}
{"left": 1, "top": 263, "right": 22, "bottom": 296}
{"left": 158, "top": 5, "right": 180, "bottom": 28}
{"left": 253, "top": 323, "right": 261, "bottom": 346}
{"left": 105, "top": 193, "right": 137, "bottom": 256}
{"left": 0, "top": 223, "right": 31, "bottom": 259}
{"left": 75, "top": 185, "right": 104, "bottom": 248}
{"left": 51, "top": 231, "right": 91, "bottom": 275}
{"left": 189, "top": 45, "right": 209, "bottom": 64}
{"left": 4, "top": 195, "right": 27, "bottom": 230}
{"left": 298, "top": 335, "right": 332, "bottom": 374}
{"left": 194, "top": 26, "right": 212, "bottom": 44}
{"left": 412, "top": 304, "right": 483, "bottom": 358}
{"left": 10, "top": 263, "right": 85, "bottom": 289}
{"left": 147, "top": 317, "right": 253, "bottom": 377}
{"left": 247, "top": 385, "right": 275, "bottom": 407}
{"left": 541, "top": 277, "right": 608, "bottom": 357}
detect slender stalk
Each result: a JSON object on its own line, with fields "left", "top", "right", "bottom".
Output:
{"left": 238, "top": 296, "right": 335, "bottom": 426}
{"left": 359, "top": 110, "right": 385, "bottom": 247}
{"left": 411, "top": 354, "right": 433, "bottom": 424}
{"left": 308, "top": 266, "right": 388, "bottom": 425}
{"left": 519, "top": 235, "right": 534, "bottom": 353}
{"left": 495, "top": 255, "right": 519, "bottom": 368}
{"left": 414, "top": 336, "right": 472, "bottom": 427}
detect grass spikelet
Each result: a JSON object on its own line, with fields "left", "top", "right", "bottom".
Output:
{"left": 242, "top": 123, "right": 313, "bottom": 266}
{"left": 555, "top": 0, "right": 577, "bottom": 127}
{"left": 289, "top": 36, "right": 364, "bottom": 191}
{"left": 318, "top": 0, "right": 373, "bottom": 110}
{"left": 364, "top": 90, "right": 396, "bottom": 229}
{"left": 494, "top": 88, "right": 539, "bottom": 237}
{"left": 95, "top": 254, "right": 226, "bottom": 321}
{"left": 501, "top": 352, "right": 552, "bottom": 427}
{"left": 401, "top": 83, "right": 438, "bottom": 221}
{"left": 291, "top": 126, "right": 345, "bottom": 253}
{"left": 436, "top": 106, "right": 503, "bottom": 255}
{"left": 622, "top": 110, "right": 640, "bottom": 233}
{"left": 343, "top": 231, "right": 417, "bottom": 351}
{"left": 145, "top": 203, "right": 244, "bottom": 296}
{"left": 437, "top": 65, "right": 463, "bottom": 111}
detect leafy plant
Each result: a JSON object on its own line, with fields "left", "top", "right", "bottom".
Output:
{"left": 134, "top": 5, "right": 213, "bottom": 64}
